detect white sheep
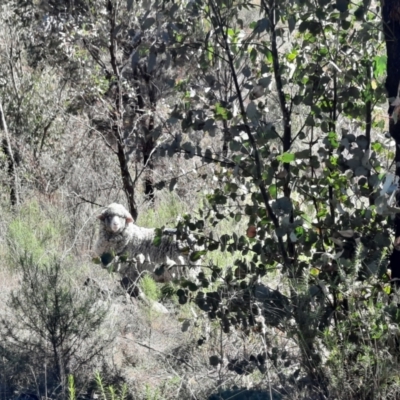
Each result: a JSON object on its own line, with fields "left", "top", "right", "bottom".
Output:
{"left": 94, "top": 203, "right": 202, "bottom": 286}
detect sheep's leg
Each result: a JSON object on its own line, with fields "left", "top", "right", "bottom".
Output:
{"left": 119, "top": 258, "right": 143, "bottom": 297}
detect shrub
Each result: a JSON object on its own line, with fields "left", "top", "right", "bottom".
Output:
{"left": 140, "top": 275, "right": 162, "bottom": 302}
{"left": 0, "top": 255, "right": 111, "bottom": 398}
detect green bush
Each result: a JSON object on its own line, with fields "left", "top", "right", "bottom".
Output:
{"left": 0, "top": 254, "right": 111, "bottom": 397}
{"left": 139, "top": 274, "right": 162, "bottom": 302}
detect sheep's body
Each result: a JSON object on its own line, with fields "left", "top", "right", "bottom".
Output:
{"left": 94, "top": 203, "right": 201, "bottom": 285}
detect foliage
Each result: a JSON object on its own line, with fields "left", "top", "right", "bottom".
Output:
{"left": 321, "top": 272, "right": 400, "bottom": 399}
{"left": 144, "top": 383, "right": 162, "bottom": 400}
{"left": 6, "top": 200, "right": 67, "bottom": 266}
{"left": 68, "top": 375, "right": 77, "bottom": 400}
{"left": 67, "top": 373, "right": 128, "bottom": 400}
{"left": 95, "top": 372, "right": 128, "bottom": 400}
{"left": 139, "top": 274, "right": 162, "bottom": 302}
{"left": 0, "top": 0, "right": 400, "bottom": 397}
{"left": 152, "top": 0, "right": 400, "bottom": 397}
{"left": 0, "top": 255, "right": 111, "bottom": 396}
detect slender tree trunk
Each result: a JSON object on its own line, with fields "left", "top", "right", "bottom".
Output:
{"left": 143, "top": 131, "right": 155, "bottom": 203}
{"left": 107, "top": 0, "right": 138, "bottom": 220}
{"left": 116, "top": 138, "right": 138, "bottom": 221}
{"left": 0, "top": 100, "right": 19, "bottom": 206}
{"left": 139, "top": 66, "right": 157, "bottom": 204}
{"left": 382, "top": 1, "right": 400, "bottom": 283}
{"left": 222, "top": 120, "right": 230, "bottom": 158}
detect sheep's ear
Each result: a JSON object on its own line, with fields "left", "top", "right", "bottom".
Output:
{"left": 126, "top": 214, "right": 134, "bottom": 223}
{"left": 97, "top": 212, "right": 106, "bottom": 221}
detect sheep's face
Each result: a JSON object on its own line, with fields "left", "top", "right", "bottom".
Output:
{"left": 98, "top": 204, "right": 134, "bottom": 234}
{"left": 103, "top": 214, "right": 127, "bottom": 233}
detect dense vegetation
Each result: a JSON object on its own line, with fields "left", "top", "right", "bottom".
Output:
{"left": 1, "top": 0, "right": 400, "bottom": 399}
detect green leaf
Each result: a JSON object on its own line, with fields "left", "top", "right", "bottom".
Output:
{"left": 207, "top": 45, "right": 214, "bottom": 62}
{"left": 277, "top": 152, "right": 295, "bottom": 163}
{"left": 268, "top": 184, "right": 277, "bottom": 197}
{"left": 286, "top": 49, "right": 298, "bottom": 62}
{"left": 153, "top": 235, "right": 162, "bottom": 247}
{"left": 227, "top": 28, "right": 236, "bottom": 38}
{"left": 373, "top": 56, "right": 387, "bottom": 79}
{"left": 250, "top": 48, "right": 258, "bottom": 63}
{"left": 190, "top": 250, "right": 207, "bottom": 262}
{"left": 327, "top": 132, "right": 339, "bottom": 148}
{"left": 214, "top": 103, "right": 232, "bottom": 121}
{"left": 265, "top": 50, "right": 273, "bottom": 64}
{"left": 372, "top": 142, "right": 383, "bottom": 152}
{"left": 383, "top": 285, "right": 391, "bottom": 295}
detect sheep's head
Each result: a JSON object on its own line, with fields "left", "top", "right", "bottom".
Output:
{"left": 98, "top": 203, "right": 134, "bottom": 233}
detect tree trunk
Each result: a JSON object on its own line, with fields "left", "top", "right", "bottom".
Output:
{"left": 107, "top": 0, "right": 138, "bottom": 220}
{"left": 116, "top": 138, "right": 138, "bottom": 221}
{"left": 143, "top": 131, "right": 155, "bottom": 203}
{"left": 0, "top": 100, "right": 19, "bottom": 206}
{"left": 382, "top": 1, "right": 400, "bottom": 283}
{"left": 136, "top": 64, "right": 157, "bottom": 205}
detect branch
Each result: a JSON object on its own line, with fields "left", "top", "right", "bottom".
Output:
{"left": 261, "top": 0, "right": 292, "bottom": 192}
{"left": 82, "top": 38, "right": 108, "bottom": 72}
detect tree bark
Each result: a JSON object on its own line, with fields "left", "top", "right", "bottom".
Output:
{"left": 135, "top": 63, "right": 157, "bottom": 204}
{"left": 382, "top": 1, "right": 400, "bottom": 283}
{"left": 0, "top": 100, "right": 19, "bottom": 206}
{"left": 107, "top": 0, "right": 138, "bottom": 220}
